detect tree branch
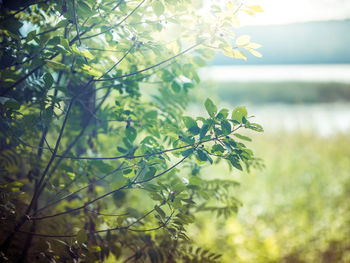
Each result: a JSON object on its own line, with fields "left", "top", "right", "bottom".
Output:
{"left": 0, "top": 1, "right": 48, "bottom": 23}
{"left": 93, "top": 41, "right": 204, "bottom": 82}
{"left": 72, "top": 0, "right": 82, "bottom": 45}
{"left": 16, "top": 198, "right": 173, "bottom": 238}
{"left": 34, "top": 162, "right": 133, "bottom": 215}
{"left": 80, "top": 0, "right": 147, "bottom": 41}
{"left": 30, "top": 156, "right": 188, "bottom": 220}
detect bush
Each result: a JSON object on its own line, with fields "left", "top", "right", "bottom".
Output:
{"left": 0, "top": 1, "right": 263, "bottom": 261}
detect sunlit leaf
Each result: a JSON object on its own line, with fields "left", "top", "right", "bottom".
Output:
{"left": 247, "top": 5, "right": 264, "bottom": 12}
{"left": 232, "top": 106, "right": 248, "bottom": 123}
{"left": 204, "top": 98, "right": 217, "bottom": 117}
{"left": 153, "top": 1, "right": 165, "bottom": 16}
{"left": 250, "top": 49, "right": 263, "bottom": 58}
{"left": 233, "top": 50, "right": 247, "bottom": 60}
{"left": 235, "top": 35, "right": 251, "bottom": 46}
{"left": 45, "top": 60, "right": 68, "bottom": 70}
{"left": 227, "top": 1, "right": 234, "bottom": 11}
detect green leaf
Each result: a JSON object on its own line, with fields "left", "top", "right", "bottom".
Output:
{"left": 153, "top": 1, "right": 164, "bottom": 16}
{"left": 221, "top": 120, "right": 231, "bottom": 135}
{"left": 248, "top": 122, "right": 264, "bottom": 132}
{"left": 94, "top": 160, "right": 113, "bottom": 173}
{"left": 171, "top": 81, "right": 181, "bottom": 93}
{"left": 181, "top": 148, "right": 194, "bottom": 157}
{"left": 43, "top": 73, "right": 54, "bottom": 88}
{"left": 77, "top": 229, "right": 87, "bottom": 244}
{"left": 212, "top": 144, "right": 225, "bottom": 153}
{"left": 216, "top": 108, "right": 229, "bottom": 120}
{"left": 26, "top": 30, "right": 36, "bottom": 42}
{"left": 189, "top": 176, "right": 202, "bottom": 186}
{"left": 188, "top": 125, "right": 200, "bottom": 135}
{"left": 149, "top": 192, "right": 164, "bottom": 201}
{"left": 126, "top": 126, "right": 137, "bottom": 142}
{"left": 117, "top": 146, "right": 128, "bottom": 153}
{"left": 72, "top": 44, "right": 94, "bottom": 60}
{"left": 227, "top": 155, "right": 243, "bottom": 170}
{"left": 45, "top": 60, "right": 68, "bottom": 70}
{"left": 144, "top": 166, "right": 157, "bottom": 180}
{"left": 88, "top": 245, "right": 101, "bottom": 253}
{"left": 233, "top": 133, "right": 252, "bottom": 141}
{"left": 199, "top": 124, "right": 210, "bottom": 140}
{"left": 196, "top": 149, "right": 208, "bottom": 162}
{"left": 183, "top": 116, "right": 197, "bottom": 129}
{"left": 183, "top": 83, "right": 194, "bottom": 90}
{"left": 231, "top": 106, "right": 248, "bottom": 123}
{"left": 56, "top": 19, "right": 68, "bottom": 28}
{"left": 223, "top": 141, "right": 233, "bottom": 154}
{"left": 123, "top": 169, "right": 134, "bottom": 178}
{"left": 204, "top": 98, "right": 217, "bottom": 118}
{"left": 81, "top": 64, "right": 102, "bottom": 77}
{"left": 155, "top": 205, "right": 166, "bottom": 219}
{"left": 4, "top": 100, "right": 20, "bottom": 110}
{"left": 172, "top": 183, "right": 186, "bottom": 194}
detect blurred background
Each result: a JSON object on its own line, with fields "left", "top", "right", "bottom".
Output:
{"left": 188, "top": 0, "right": 350, "bottom": 262}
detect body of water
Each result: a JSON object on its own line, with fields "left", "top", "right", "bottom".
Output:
{"left": 193, "top": 64, "right": 350, "bottom": 136}
{"left": 199, "top": 64, "right": 350, "bottom": 83}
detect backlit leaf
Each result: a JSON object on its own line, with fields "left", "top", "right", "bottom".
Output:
{"left": 235, "top": 35, "right": 251, "bottom": 46}
{"left": 204, "top": 98, "right": 217, "bottom": 117}
{"left": 232, "top": 106, "right": 248, "bottom": 123}
{"left": 247, "top": 5, "right": 264, "bottom": 12}
{"left": 250, "top": 49, "right": 263, "bottom": 58}
{"left": 153, "top": 1, "right": 164, "bottom": 16}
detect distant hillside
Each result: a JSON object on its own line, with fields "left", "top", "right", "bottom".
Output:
{"left": 211, "top": 20, "right": 350, "bottom": 65}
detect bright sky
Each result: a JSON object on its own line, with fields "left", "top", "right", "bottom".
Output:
{"left": 239, "top": 0, "right": 350, "bottom": 25}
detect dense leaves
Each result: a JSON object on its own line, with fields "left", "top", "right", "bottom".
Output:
{"left": 0, "top": 0, "right": 263, "bottom": 262}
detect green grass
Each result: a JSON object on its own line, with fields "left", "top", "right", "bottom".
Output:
{"left": 203, "top": 81, "right": 350, "bottom": 104}
{"left": 189, "top": 132, "right": 350, "bottom": 262}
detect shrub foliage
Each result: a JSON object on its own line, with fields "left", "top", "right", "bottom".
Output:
{"left": 0, "top": 0, "right": 263, "bottom": 261}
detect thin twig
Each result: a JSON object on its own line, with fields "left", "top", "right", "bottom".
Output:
{"left": 94, "top": 41, "right": 205, "bottom": 82}
{"left": 30, "top": 156, "right": 188, "bottom": 220}
{"left": 72, "top": 0, "right": 81, "bottom": 45}
{"left": 81, "top": 0, "right": 147, "bottom": 40}
{"left": 34, "top": 162, "right": 133, "bottom": 214}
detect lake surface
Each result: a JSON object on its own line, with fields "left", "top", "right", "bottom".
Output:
{"left": 199, "top": 64, "right": 350, "bottom": 83}
{"left": 195, "top": 64, "right": 350, "bottom": 136}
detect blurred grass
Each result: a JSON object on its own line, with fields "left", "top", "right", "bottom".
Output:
{"left": 202, "top": 81, "right": 350, "bottom": 104}
{"left": 189, "top": 132, "right": 350, "bottom": 262}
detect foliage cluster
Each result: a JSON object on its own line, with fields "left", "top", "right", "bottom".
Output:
{"left": 0, "top": 0, "right": 263, "bottom": 262}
